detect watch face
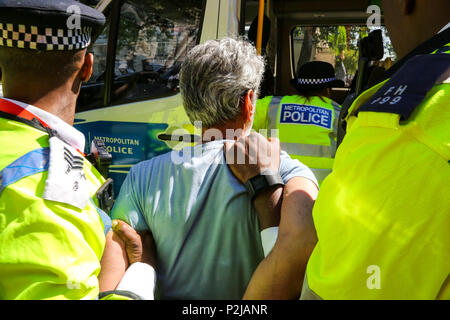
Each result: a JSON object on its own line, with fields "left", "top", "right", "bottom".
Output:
{"left": 246, "top": 173, "right": 284, "bottom": 199}
{"left": 245, "top": 175, "right": 266, "bottom": 197}
{"left": 245, "top": 179, "right": 256, "bottom": 196}
{"left": 254, "top": 175, "right": 268, "bottom": 191}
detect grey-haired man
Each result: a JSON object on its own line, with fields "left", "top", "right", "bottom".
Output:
{"left": 111, "top": 37, "right": 319, "bottom": 299}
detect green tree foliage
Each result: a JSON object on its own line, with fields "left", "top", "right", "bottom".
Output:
{"left": 116, "top": 0, "right": 203, "bottom": 55}
{"left": 294, "top": 25, "right": 395, "bottom": 83}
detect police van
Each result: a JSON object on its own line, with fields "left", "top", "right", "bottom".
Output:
{"left": 75, "top": 0, "right": 395, "bottom": 193}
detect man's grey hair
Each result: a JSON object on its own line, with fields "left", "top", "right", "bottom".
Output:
{"left": 180, "top": 37, "right": 265, "bottom": 128}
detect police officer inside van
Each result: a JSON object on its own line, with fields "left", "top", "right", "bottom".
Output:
{"left": 253, "top": 61, "right": 344, "bottom": 185}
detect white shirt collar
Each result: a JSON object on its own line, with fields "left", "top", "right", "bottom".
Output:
{"left": 2, "top": 98, "right": 85, "bottom": 151}
{"left": 438, "top": 22, "right": 450, "bottom": 34}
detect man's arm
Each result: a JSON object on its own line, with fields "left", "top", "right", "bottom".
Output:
{"left": 98, "top": 229, "right": 129, "bottom": 292}
{"left": 252, "top": 186, "right": 283, "bottom": 231}
{"left": 98, "top": 163, "right": 159, "bottom": 299}
{"left": 225, "top": 132, "right": 319, "bottom": 299}
{"left": 243, "top": 176, "right": 318, "bottom": 299}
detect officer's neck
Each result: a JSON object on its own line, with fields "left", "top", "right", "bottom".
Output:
{"left": 3, "top": 80, "right": 78, "bottom": 126}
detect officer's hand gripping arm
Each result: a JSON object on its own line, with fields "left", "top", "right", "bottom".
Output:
{"left": 98, "top": 221, "right": 157, "bottom": 300}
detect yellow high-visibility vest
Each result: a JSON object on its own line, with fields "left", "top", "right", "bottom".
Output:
{"left": 254, "top": 95, "right": 341, "bottom": 185}
{"left": 301, "top": 51, "right": 450, "bottom": 300}
{"left": 0, "top": 115, "right": 109, "bottom": 300}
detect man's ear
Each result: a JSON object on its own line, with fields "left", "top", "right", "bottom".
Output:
{"left": 242, "top": 89, "right": 255, "bottom": 122}
{"left": 80, "top": 52, "right": 94, "bottom": 82}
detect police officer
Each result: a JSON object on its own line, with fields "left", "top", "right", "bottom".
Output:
{"left": 253, "top": 61, "right": 344, "bottom": 185}
{"left": 0, "top": 0, "right": 154, "bottom": 300}
{"left": 229, "top": 0, "right": 450, "bottom": 300}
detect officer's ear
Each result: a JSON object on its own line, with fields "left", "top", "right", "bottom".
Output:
{"left": 80, "top": 52, "right": 94, "bottom": 83}
{"left": 242, "top": 89, "right": 255, "bottom": 123}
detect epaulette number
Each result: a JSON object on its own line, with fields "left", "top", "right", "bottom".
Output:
{"left": 358, "top": 54, "right": 450, "bottom": 120}
{"left": 369, "top": 85, "right": 408, "bottom": 106}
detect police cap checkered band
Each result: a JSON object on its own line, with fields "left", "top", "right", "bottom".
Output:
{"left": 0, "top": 0, "right": 105, "bottom": 51}
{"left": 0, "top": 23, "right": 92, "bottom": 51}
{"left": 298, "top": 78, "right": 337, "bottom": 85}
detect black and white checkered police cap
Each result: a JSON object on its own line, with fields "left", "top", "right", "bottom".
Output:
{"left": 297, "top": 78, "right": 337, "bottom": 85}
{"left": 291, "top": 61, "right": 345, "bottom": 91}
{"left": 0, "top": 0, "right": 105, "bottom": 51}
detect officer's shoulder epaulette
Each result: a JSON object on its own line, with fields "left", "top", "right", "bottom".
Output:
{"left": 358, "top": 53, "right": 450, "bottom": 121}
{"left": 42, "top": 136, "right": 91, "bottom": 210}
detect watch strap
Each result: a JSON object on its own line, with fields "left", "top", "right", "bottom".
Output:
{"left": 245, "top": 171, "right": 284, "bottom": 200}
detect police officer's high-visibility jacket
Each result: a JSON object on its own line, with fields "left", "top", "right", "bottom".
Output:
{"left": 253, "top": 95, "right": 341, "bottom": 185}
{"left": 300, "top": 38, "right": 450, "bottom": 300}
{"left": 0, "top": 98, "right": 113, "bottom": 300}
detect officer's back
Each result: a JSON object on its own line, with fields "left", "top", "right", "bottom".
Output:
{"left": 253, "top": 61, "right": 344, "bottom": 185}
{"left": 301, "top": 0, "right": 450, "bottom": 299}
{"left": 0, "top": 0, "right": 110, "bottom": 299}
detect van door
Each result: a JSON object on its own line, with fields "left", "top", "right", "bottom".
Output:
{"left": 75, "top": 0, "right": 207, "bottom": 193}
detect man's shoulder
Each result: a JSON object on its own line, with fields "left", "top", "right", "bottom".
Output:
{"left": 133, "top": 151, "right": 174, "bottom": 168}
{"left": 279, "top": 151, "right": 319, "bottom": 187}
{"left": 128, "top": 156, "right": 164, "bottom": 180}
{"left": 131, "top": 144, "right": 223, "bottom": 174}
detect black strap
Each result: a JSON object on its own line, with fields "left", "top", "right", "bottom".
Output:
{"left": 0, "top": 110, "right": 71, "bottom": 145}
{"left": 245, "top": 171, "right": 285, "bottom": 201}
{"left": 358, "top": 54, "right": 450, "bottom": 120}
{"left": 384, "top": 28, "right": 450, "bottom": 79}
{"left": 95, "top": 178, "right": 115, "bottom": 213}
{"left": 0, "top": 110, "right": 47, "bottom": 132}
{"left": 434, "top": 45, "right": 450, "bottom": 54}
{"left": 98, "top": 290, "right": 143, "bottom": 300}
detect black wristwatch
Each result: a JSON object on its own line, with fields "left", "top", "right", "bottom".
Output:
{"left": 244, "top": 170, "right": 285, "bottom": 201}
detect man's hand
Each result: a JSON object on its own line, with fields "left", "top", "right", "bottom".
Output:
{"left": 224, "top": 132, "right": 281, "bottom": 184}
{"left": 224, "top": 132, "right": 283, "bottom": 231}
{"left": 112, "top": 220, "right": 157, "bottom": 268}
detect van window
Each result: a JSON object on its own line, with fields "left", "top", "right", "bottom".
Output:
{"left": 291, "top": 25, "right": 396, "bottom": 87}
{"left": 77, "top": 25, "right": 110, "bottom": 112}
{"left": 110, "top": 0, "right": 204, "bottom": 105}
{"left": 77, "top": 0, "right": 110, "bottom": 112}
